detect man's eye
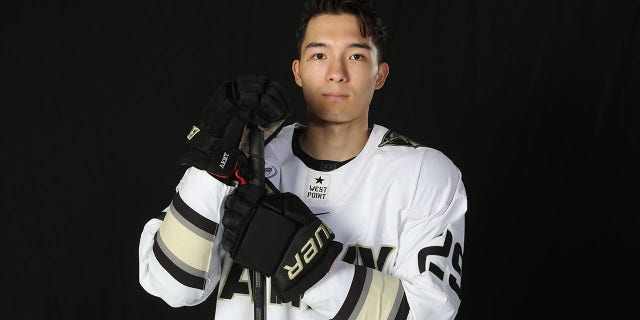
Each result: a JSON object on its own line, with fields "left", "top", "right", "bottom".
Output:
{"left": 312, "top": 53, "right": 325, "bottom": 60}
{"left": 350, "top": 54, "right": 364, "bottom": 60}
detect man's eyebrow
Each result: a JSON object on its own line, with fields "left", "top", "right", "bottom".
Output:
{"left": 348, "top": 43, "right": 372, "bottom": 50}
{"left": 305, "top": 41, "right": 327, "bottom": 49}
{"left": 304, "top": 42, "right": 373, "bottom": 50}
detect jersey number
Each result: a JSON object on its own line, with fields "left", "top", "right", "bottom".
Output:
{"left": 417, "top": 229, "right": 462, "bottom": 298}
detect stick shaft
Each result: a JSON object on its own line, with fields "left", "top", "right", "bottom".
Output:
{"left": 248, "top": 125, "right": 265, "bottom": 188}
{"left": 248, "top": 124, "right": 266, "bottom": 320}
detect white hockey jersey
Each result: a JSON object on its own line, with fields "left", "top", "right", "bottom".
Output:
{"left": 139, "top": 123, "right": 467, "bottom": 319}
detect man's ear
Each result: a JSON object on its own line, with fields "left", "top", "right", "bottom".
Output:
{"left": 375, "top": 62, "right": 389, "bottom": 90}
{"left": 292, "top": 60, "right": 302, "bottom": 87}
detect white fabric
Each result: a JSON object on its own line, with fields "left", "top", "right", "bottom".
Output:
{"left": 139, "top": 123, "right": 467, "bottom": 319}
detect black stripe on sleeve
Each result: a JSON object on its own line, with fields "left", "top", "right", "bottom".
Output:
{"left": 393, "top": 293, "right": 410, "bottom": 320}
{"left": 152, "top": 233, "right": 206, "bottom": 289}
{"left": 172, "top": 192, "right": 219, "bottom": 235}
{"left": 332, "top": 265, "right": 368, "bottom": 320}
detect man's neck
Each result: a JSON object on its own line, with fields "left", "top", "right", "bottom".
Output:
{"left": 299, "top": 119, "right": 371, "bottom": 162}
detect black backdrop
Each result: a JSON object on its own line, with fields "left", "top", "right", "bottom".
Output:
{"left": 4, "top": 0, "right": 639, "bottom": 319}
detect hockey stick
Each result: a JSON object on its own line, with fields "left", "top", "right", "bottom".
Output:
{"left": 247, "top": 123, "right": 267, "bottom": 320}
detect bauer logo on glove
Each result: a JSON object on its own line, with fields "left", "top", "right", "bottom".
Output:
{"left": 186, "top": 126, "right": 200, "bottom": 140}
{"left": 283, "top": 222, "right": 334, "bottom": 280}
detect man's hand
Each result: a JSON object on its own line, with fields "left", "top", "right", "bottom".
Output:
{"left": 178, "top": 75, "right": 290, "bottom": 185}
{"left": 222, "top": 186, "right": 342, "bottom": 302}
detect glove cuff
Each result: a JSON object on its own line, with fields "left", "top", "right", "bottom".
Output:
{"left": 271, "top": 221, "right": 343, "bottom": 302}
{"left": 178, "top": 115, "right": 249, "bottom": 185}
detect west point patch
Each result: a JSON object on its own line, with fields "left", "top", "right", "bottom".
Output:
{"left": 378, "top": 130, "right": 424, "bottom": 148}
{"left": 305, "top": 173, "right": 331, "bottom": 201}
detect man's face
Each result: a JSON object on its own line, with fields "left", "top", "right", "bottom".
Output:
{"left": 292, "top": 14, "right": 389, "bottom": 125}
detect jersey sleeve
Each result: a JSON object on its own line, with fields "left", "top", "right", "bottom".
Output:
{"left": 138, "top": 167, "right": 234, "bottom": 307}
{"left": 301, "top": 149, "right": 467, "bottom": 320}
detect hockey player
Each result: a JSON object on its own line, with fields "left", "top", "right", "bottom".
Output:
{"left": 138, "top": 0, "right": 467, "bottom": 319}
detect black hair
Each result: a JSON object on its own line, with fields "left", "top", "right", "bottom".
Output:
{"left": 296, "top": 0, "right": 388, "bottom": 63}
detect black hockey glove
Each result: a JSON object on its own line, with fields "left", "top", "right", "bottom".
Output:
{"left": 178, "top": 75, "right": 290, "bottom": 185}
{"left": 222, "top": 186, "right": 343, "bottom": 302}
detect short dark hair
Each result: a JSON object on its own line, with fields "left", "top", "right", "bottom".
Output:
{"left": 296, "top": 0, "right": 388, "bottom": 63}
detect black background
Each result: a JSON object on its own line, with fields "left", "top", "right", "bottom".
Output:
{"left": 4, "top": 0, "right": 639, "bottom": 319}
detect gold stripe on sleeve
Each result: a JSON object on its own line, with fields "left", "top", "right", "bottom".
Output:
{"left": 158, "top": 206, "right": 213, "bottom": 273}
{"left": 355, "top": 271, "right": 402, "bottom": 320}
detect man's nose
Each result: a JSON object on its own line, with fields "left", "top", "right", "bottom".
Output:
{"left": 327, "top": 59, "right": 348, "bottom": 83}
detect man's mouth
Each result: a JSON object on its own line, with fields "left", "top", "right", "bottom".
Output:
{"left": 322, "top": 93, "right": 349, "bottom": 100}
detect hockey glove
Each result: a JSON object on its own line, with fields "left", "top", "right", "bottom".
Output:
{"left": 178, "top": 75, "right": 290, "bottom": 185}
{"left": 222, "top": 186, "right": 342, "bottom": 302}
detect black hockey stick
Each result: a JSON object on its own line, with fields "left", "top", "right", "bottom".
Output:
{"left": 247, "top": 123, "right": 267, "bottom": 320}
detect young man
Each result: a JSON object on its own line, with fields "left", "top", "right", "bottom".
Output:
{"left": 139, "top": 1, "right": 467, "bottom": 319}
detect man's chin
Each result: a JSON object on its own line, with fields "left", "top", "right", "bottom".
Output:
{"left": 308, "top": 111, "right": 364, "bottom": 126}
